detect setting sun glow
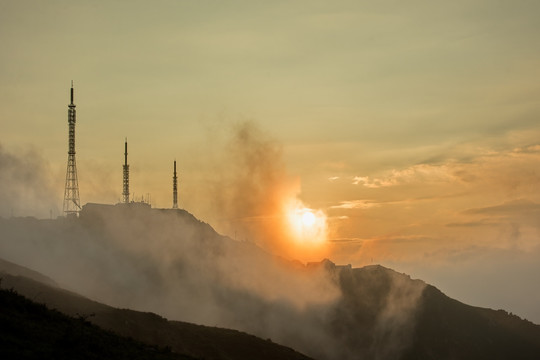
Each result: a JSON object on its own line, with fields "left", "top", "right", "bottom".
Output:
{"left": 302, "top": 211, "right": 316, "bottom": 227}
{"left": 285, "top": 200, "right": 328, "bottom": 249}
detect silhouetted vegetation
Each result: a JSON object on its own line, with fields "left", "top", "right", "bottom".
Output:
{"left": 0, "top": 287, "right": 195, "bottom": 360}
{"left": 0, "top": 272, "right": 313, "bottom": 360}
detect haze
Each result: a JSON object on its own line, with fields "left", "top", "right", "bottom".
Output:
{"left": 1, "top": 0, "right": 539, "bottom": 324}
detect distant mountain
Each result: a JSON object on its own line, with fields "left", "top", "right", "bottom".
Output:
{"left": 328, "top": 263, "right": 540, "bottom": 359}
{"left": 1, "top": 204, "right": 540, "bottom": 359}
{"left": 406, "top": 284, "right": 540, "bottom": 359}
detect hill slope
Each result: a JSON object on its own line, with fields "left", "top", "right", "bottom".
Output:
{"left": 1, "top": 205, "right": 540, "bottom": 359}
{"left": 327, "top": 263, "right": 540, "bottom": 359}
{"left": 405, "top": 284, "right": 540, "bottom": 360}
{"left": 0, "top": 286, "right": 194, "bottom": 360}
{"left": 0, "top": 268, "right": 312, "bottom": 360}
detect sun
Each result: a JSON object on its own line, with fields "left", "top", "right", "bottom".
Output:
{"left": 285, "top": 201, "right": 328, "bottom": 247}
{"left": 302, "top": 211, "right": 316, "bottom": 228}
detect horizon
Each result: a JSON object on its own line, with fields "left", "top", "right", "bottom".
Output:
{"left": 1, "top": 0, "right": 539, "bottom": 325}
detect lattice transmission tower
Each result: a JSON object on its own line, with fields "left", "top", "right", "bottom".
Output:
{"left": 63, "top": 81, "right": 81, "bottom": 216}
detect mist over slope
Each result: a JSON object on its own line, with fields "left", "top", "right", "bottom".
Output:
{"left": 1, "top": 205, "right": 539, "bottom": 359}
{"left": 0, "top": 267, "right": 312, "bottom": 360}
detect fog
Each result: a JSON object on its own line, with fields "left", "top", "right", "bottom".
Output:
{"left": 0, "top": 144, "right": 60, "bottom": 218}
{"left": 0, "top": 204, "right": 430, "bottom": 360}
{"left": 0, "top": 131, "right": 477, "bottom": 359}
{"left": 0, "top": 132, "right": 426, "bottom": 359}
{"left": 2, "top": 114, "right": 540, "bottom": 359}
{"left": 201, "top": 120, "right": 299, "bottom": 254}
{"left": 193, "top": 119, "right": 329, "bottom": 262}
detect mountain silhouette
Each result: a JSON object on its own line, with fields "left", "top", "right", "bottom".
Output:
{"left": 0, "top": 283, "right": 195, "bottom": 360}
{"left": 1, "top": 204, "right": 539, "bottom": 359}
{"left": 0, "top": 264, "right": 312, "bottom": 360}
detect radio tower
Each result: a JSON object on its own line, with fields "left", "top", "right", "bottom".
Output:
{"left": 63, "top": 81, "right": 81, "bottom": 217}
{"left": 172, "top": 160, "right": 178, "bottom": 209}
{"left": 122, "top": 139, "right": 130, "bottom": 204}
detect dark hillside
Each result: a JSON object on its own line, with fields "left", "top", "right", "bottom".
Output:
{"left": 325, "top": 263, "right": 540, "bottom": 359}
{"left": 403, "top": 284, "right": 540, "bottom": 360}
{"left": 0, "top": 287, "right": 193, "bottom": 360}
{"left": 0, "top": 271, "right": 313, "bottom": 360}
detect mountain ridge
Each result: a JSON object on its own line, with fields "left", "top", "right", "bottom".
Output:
{"left": 1, "top": 205, "right": 540, "bottom": 359}
{"left": 0, "top": 269, "right": 313, "bottom": 360}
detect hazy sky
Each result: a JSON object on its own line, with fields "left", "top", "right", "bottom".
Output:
{"left": 1, "top": 1, "right": 540, "bottom": 322}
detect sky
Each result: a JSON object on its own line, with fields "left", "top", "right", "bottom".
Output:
{"left": 1, "top": 0, "right": 540, "bottom": 322}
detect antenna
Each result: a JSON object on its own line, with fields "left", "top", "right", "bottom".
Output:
{"left": 173, "top": 160, "right": 178, "bottom": 209}
{"left": 70, "top": 80, "right": 74, "bottom": 104}
{"left": 122, "top": 139, "right": 130, "bottom": 204}
{"left": 63, "top": 81, "right": 81, "bottom": 216}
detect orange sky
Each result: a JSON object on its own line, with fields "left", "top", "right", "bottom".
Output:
{"left": 1, "top": 1, "right": 540, "bottom": 323}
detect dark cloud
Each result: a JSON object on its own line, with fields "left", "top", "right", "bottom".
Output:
{"left": 464, "top": 199, "right": 540, "bottom": 215}
{"left": 445, "top": 219, "right": 498, "bottom": 227}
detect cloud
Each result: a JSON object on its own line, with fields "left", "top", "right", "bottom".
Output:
{"left": 512, "top": 144, "right": 540, "bottom": 154}
{"left": 328, "top": 237, "right": 368, "bottom": 243}
{"left": 331, "top": 200, "right": 380, "bottom": 210}
{"left": 458, "top": 199, "right": 540, "bottom": 248}
{"left": 352, "top": 176, "right": 396, "bottom": 188}
{"left": 445, "top": 219, "right": 498, "bottom": 227}
{"left": 347, "top": 142, "right": 540, "bottom": 204}
{"left": 464, "top": 199, "right": 540, "bottom": 216}
{"left": 352, "top": 164, "right": 455, "bottom": 188}
{"left": 329, "top": 215, "right": 349, "bottom": 220}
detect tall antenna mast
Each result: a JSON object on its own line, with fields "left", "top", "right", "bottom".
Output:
{"left": 172, "top": 160, "right": 178, "bottom": 209}
{"left": 63, "top": 81, "right": 81, "bottom": 217}
{"left": 122, "top": 139, "right": 130, "bottom": 204}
